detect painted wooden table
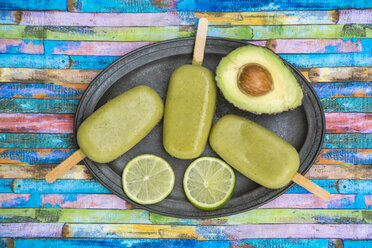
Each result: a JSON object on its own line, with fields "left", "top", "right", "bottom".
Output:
{"left": 0, "top": 0, "right": 371, "bottom": 247}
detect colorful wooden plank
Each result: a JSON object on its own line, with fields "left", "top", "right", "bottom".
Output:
{"left": 0, "top": 209, "right": 150, "bottom": 224}
{"left": 0, "top": 0, "right": 67, "bottom": 11}
{"left": 0, "top": 11, "right": 21, "bottom": 25}
{"left": 307, "top": 164, "right": 372, "bottom": 180}
{"left": 1, "top": 98, "right": 369, "bottom": 114}
{"left": 0, "top": 67, "right": 369, "bottom": 84}
{"left": 10, "top": 179, "right": 110, "bottom": 194}
{"left": 0, "top": 164, "right": 91, "bottom": 179}
{"left": 45, "top": 41, "right": 151, "bottom": 56}
{"left": 262, "top": 194, "right": 369, "bottom": 209}
{"left": 9, "top": 239, "right": 372, "bottom": 248}
{"left": 62, "top": 223, "right": 371, "bottom": 239}
{"left": 0, "top": 134, "right": 76, "bottom": 149}
{"left": 1, "top": 25, "right": 371, "bottom": 42}
{"left": 0, "top": 99, "right": 78, "bottom": 113}
{"left": 0, "top": 149, "right": 76, "bottom": 164}
{"left": 44, "top": 39, "right": 371, "bottom": 56}
{"left": 0, "top": 223, "right": 63, "bottom": 238}
{"left": 0, "top": 208, "right": 370, "bottom": 224}
{"left": 0, "top": 83, "right": 87, "bottom": 99}
{"left": 0, "top": 68, "right": 100, "bottom": 84}
{"left": 308, "top": 67, "right": 372, "bottom": 82}
{"left": 0, "top": 113, "right": 74, "bottom": 134}
{"left": 2, "top": 82, "right": 369, "bottom": 101}
{"left": 0, "top": 39, "right": 43, "bottom": 54}
{"left": 1, "top": 148, "right": 369, "bottom": 165}
{"left": 313, "top": 82, "right": 372, "bottom": 98}
{"left": 288, "top": 180, "right": 372, "bottom": 194}
{"left": 325, "top": 113, "right": 372, "bottom": 134}
{"left": 0, "top": 133, "right": 370, "bottom": 149}
{"left": 0, "top": 54, "right": 69, "bottom": 69}
{"left": 0, "top": 179, "right": 368, "bottom": 194}
{"left": 0, "top": 193, "right": 368, "bottom": 209}
{"left": 1, "top": 112, "right": 370, "bottom": 134}
{"left": 1, "top": 162, "right": 370, "bottom": 180}
{"left": 15, "top": 10, "right": 372, "bottom": 26}
{"left": 319, "top": 147, "right": 370, "bottom": 165}
{"left": 66, "top": 0, "right": 372, "bottom": 12}
{"left": 0, "top": 53, "right": 369, "bottom": 69}
{"left": 321, "top": 98, "right": 371, "bottom": 113}
{"left": 149, "top": 209, "right": 372, "bottom": 225}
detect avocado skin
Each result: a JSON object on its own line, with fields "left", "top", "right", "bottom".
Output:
{"left": 216, "top": 45, "right": 304, "bottom": 114}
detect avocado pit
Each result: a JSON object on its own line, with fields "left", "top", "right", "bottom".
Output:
{"left": 237, "top": 64, "right": 274, "bottom": 97}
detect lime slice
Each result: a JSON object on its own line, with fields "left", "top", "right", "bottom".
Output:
{"left": 183, "top": 157, "right": 235, "bottom": 210}
{"left": 122, "top": 154, "right": 175, "bottom": 205}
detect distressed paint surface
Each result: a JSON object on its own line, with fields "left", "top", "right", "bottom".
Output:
{"left": 5, "top": 10, "right": 369, "bottom": 26}
{"left": 0, "top": 1, "right": 370, "bottom": 246}
{"left": 0, "top": 179, "right": 369, "bottom": 195}
{"left": 0, "top": 67, "right": 369, "bottom": 84}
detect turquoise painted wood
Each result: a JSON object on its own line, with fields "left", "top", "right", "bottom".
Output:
{"left": 0, "top": 133, "right": 369, "bottom": 149}
{"left": 0, "top": 179, "right": 369, "bottom": 194}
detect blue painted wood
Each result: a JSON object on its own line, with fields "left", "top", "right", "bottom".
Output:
{"left": 0, "top": 11, "right": 18, "bottom": 24}
{"left": 0, "top": 53, "right": 370, "bottom": 69}
{"left": 67, "top": 0, "right": 372, "bottom": 12}
{"left": 2, "top": 148, "right": 369, "bottom": 165}
{"left": 0, "top": 180, "right": 13, "bottom": 193}
{"left": 12, "top": 238, "right": 337, "bottom": 248}
{"left": 312, "top": 82, "right": 372, "bottom": 98}
{"left": 0, "top": 133, "right": 369, "bottom": 149}
{"left": 321, "top": 98, "right": 371, "bottom": 112}
{"left": 11, "top": 179, "right": 110, "bottom": 194}
{"left": 0, "top": 83, "right": 85, "bottom": 99}
{"left": 0, "top": 0, "right": 67, "bottom": 11}
{"left": 323, "top": 134, "right": 371, "bottom": 149}
{"left": 0, "top": 98, "right": 369, "bottom": 114}
{"left": 288, "top": 180, "right": 372, "bottom": 194}
{"left": 0, "top": 54, "right": 69, "bottom": 69}
{"left": 0, "top": 149, "right": 76, "bottom": 165}
{"left": 70, "top": 55, "right": 119, "bottom": 69}
{"left": 0, "top": 134, "right": 76, "bottom": 149}
{"left": 0, "top": 99, "right": 78, "bottom": 113}
{"left": 344, "top": 240, "right": 372, "bottom": 248}
{"left": 280, "top": 53, "right": 372, "bottom": 68}
{"left": 0, "top": 179, "right": 369, "bottom": 194}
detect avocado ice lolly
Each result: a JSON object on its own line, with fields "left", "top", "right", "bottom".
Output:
{"left": 77, "top": 85, "right": 164, "bottom": 163}
{"left": 209, "top": 114, "right": 299, "bottom": 189}
{"left": 162, "top": 18, "right": 216, "bottom": 159}
{"left": 163, "top": 64, "right": 216, "bottom": 159}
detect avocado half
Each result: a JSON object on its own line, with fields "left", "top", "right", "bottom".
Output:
{"left": 216, "top": 45, "right": 303, "bottom": 114}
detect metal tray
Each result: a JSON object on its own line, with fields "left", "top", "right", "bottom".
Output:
{"left": 74, "top": 37, "right": 325, "bottom": 218}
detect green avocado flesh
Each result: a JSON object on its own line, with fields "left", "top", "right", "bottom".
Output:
{"left": 210, "top": 114, "right": 300, "bottom": 189}
{"left": 216, "top": 45, "right": 303, "bottom": 114}
{"left": 77, "top": 85, "right": 164, "bottom": 163}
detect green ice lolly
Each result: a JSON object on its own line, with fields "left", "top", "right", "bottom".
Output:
{"left": 77, "top": 85, "right": 164, "bottom": 163}
{"left": 163, "top": 64, "right": 216, "bottom": 159}
{"left": 209, "top": 114, "right": 299, "bottom": 189}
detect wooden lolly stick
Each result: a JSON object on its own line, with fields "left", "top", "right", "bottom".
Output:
{"left": 292, "top": 172, "right": 331, "bottom": 201}
{"left": 192, "top": 18, "right": 208, "bottom": 66}
{"left": 45, "top": 149, "right": 86, "bottom": 183}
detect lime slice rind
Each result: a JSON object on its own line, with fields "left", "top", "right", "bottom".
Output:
{"left": 183, "top": 157, "right": 235, "bottom": 210}
{"left": 122, "top": 154, "right": 175, "bottom": 205}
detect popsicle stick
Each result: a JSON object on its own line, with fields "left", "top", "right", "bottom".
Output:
{"left": 192, "top": 18, "right": 208, "bottom": 66}
{"left": 45, "top": 149, "right": 86, "bottom": 183}
{"left": 292, "top": 173, "right": 331, "bottom": 201}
